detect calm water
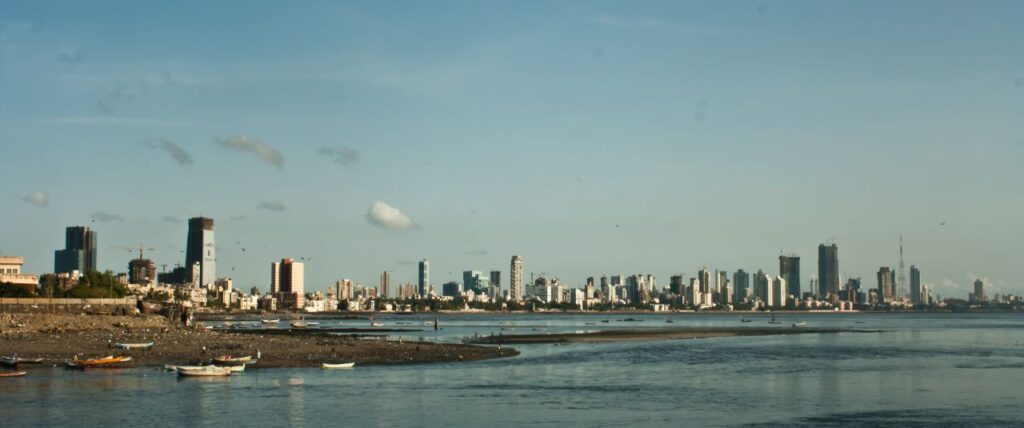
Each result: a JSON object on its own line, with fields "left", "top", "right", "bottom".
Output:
{"left": 3, "top": 313, "right": 1023, "bottom": 427}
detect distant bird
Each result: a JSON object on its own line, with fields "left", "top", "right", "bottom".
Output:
{"left": 241, "top": 248, "right": 246, "bottom": 252}
{"left": 939, "top": 221, "right": 946, "bottom": 226}
{"left": 615, "top": 224, "right": 620, "bottom": 228}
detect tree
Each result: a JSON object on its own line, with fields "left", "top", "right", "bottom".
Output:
{"left": 0, "top": 282, "right": 33, "bottom": 298}
{"left": 66, "top": 271, "right": 128, "bottom": 298}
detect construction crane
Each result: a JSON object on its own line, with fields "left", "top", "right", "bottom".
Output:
{"left": 112, "top": 244, "right": 156, "bottom": 260}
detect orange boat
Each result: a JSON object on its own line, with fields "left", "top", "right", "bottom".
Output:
{"left": 0, "top": 371, "right": 27, "bottom": 378}
{"left": 65, "top": 355, "right": 133, "bottom": 369}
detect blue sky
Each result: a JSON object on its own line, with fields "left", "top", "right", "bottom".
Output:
{"left": 2, "top": 0, "right": 1023, "bottom": 297}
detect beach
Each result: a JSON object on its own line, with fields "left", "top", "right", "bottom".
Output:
{"left": 0, "top": 313, "right": 516, "bottom": 368}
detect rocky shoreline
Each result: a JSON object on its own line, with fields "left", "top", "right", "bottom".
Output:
{"left": 0, "top": 314, "right": 517, "bottom": 369}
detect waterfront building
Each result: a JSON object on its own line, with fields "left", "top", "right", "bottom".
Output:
{"left": 817, "top": 243, "right": 839, "bottom": 299}
{"left": 442, "top": 281, "right": 461, "bottom": 297}
{"left": 972, "top": 278, "right": 987, "bottom": 303}
{"left": 670, "top": 275, "right": 685, "bottom": 295}
{"left": 510, "top": 255, "right": 524, "bottom": 301}
{"left": 733, "top": 269, "right": 750, "bottom": 303}
{"left": 599, "top": 275, "right": 610, "bottom": 301}
{"left": 380, "top": 271, "right": 391, "bottom": 299}
{"left": 336, "top": 279, "right": 353, "bottom": 300}
{"left": 490, "top": 270, "right": 501, "bottom": 298}
{"left": 753, "top": 270, "right": 772, "bottom": 308}
{"left": 910, "top": 265, "right": 922, "bottom": 305}
{"left": 715, "top": 270, "right": 730, "bottom": 304}
{"left": 463, "top": 270, "right": 491, "bottom": 295}
{"left": 185, "top": 217, "right": 216, "bottom": 286}
{"left": 585, "top": 277, "right": 595, "bottom": 300}
{"left": 54, "top": 226, "right": 97, "bottom": 274}
{"left": 272, "top": 258, "right": 305, "bottom": 309}
{"left": 772, "top": 276, "right": 787, "bottom": 308}
{"left": 779, "top": 255, "right": 800, "bottom": 298}
{"left": 128, "top": 258, "right": 156, "bottom": 285}
{"left": 877, "top": 266, "right": 894, "bottom": 304}
{"left": 0, "top": 256, "right": 39, "bottom": 292}
{"left": 418, "top": 259, "right": 430, "bottom": 297}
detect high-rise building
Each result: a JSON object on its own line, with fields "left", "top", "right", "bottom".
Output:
{"left": 128, "top": 258, "right": 156, "bottom": 285}
{"left": 779, "top": 255, "right": 800, "bottom": 298}
{"left": 272, "top": 258, "right": 304, "bottom": 308}
{"left": 973, "top": 278, "right": 986, "bottom": 303}
{"left": 510, "top": 255, "right": 524, "bottom": 301}
{"left": 877, "top": 266, "right": 894, "bottom": 304}
{"left": 380, "top": 271, "right": 391, "bottom": 299}
{"left": 418, "top": 259, "right": 430, "bottom": 297}
{"left": 186, "top": 217, "right": 216, "bottom": 286}
{"left": 670, "top": 275, "right": 686, "bottom": 295}
{"left": 753, "top": 270, "right": 772, "bottom": 307}
{"left": 910, "top": 265, "right": 922, "bottom": 305}
{"left": 54, "top": 226, "right": 97, "bottom": 274}
{"left": 771, "top": 276, "right": 787, "bottom": 308}
{"left": 336, "top": 279, "right": 353, "bottom": 300}
{"left": 490, "top": 270, "right": 501, "bottom": 298}
{"left": 817, "top": 243, "right": 839, "bottom": 299}
{"left": 733, "top": 269, "right": 750, "bottom": 303}
{"left": 463, "top": 270, "right": 486, "bottom": 293}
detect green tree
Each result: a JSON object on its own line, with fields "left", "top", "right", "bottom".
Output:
{"left": 0, "top": 282, "right": 34, "bottom": 298}
{"left": 66, "top": 271, "right": 128, "bottom": 298}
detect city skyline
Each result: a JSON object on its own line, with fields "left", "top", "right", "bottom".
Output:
{"left": 3, "top": 1, "right": 1022, "bottom": 296}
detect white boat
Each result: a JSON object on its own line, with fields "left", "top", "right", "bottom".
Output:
{"left": 213, "top": 355, "right": 254, "bottom": 366}
{"left": 370, "top": 322, "right": 383, "bottom": 327}
{"left": 261, "top": 319, "right": 279, "bottom": 324}
{"left": 321, "top": 362, "right": 355, "bottom": 369}
{"left": 792, "top": 321, "right": 807, "bottom": 328}
{"left": 215, "top": 364, "right": 246, "bottom": 373}
{"left": 114, "top": 342, "right": 154, "bottom": 350}
{"left": 291, "top": 322, "right": 308, "bottom": 328}
{"left": 177, "top": 366, "right": 231, "bottom": 377}
{"left": 165, "top": 364, "right": 207, "bottom": 371}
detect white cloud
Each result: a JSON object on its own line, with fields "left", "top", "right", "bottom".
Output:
{"left": 366, "top": 201, "right": 416, "bottom": 230}
{"left": 21, "top": 191, "right": 48, "bottom": 207}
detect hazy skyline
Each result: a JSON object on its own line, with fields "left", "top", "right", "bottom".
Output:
{"left": 2, "top": 1, "right": 1022, "bottom": 296}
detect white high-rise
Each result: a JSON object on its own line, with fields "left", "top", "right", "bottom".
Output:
{"left": 510, "top": 255, "right": 524, "bottom": 301}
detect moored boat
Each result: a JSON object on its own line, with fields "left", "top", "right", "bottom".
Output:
{"left": 66, "top": 355, "right": 132, "bottom": 369}
{"left": 321, "top": 362, "right": 355, "bottom": 369}
{"left": 0, "top": 371, "right": 27, "bottom": 378}
{"left": 370, "top": 321, "right": 383, "bottom": 327}
{"left": 291, "top": 322, "right": 308, "bottom": 328}
{"left": 114, "top": 342, "right": 154, "bottom": 350}
{"left": 261, "top": 319, "right": 279, "bottom": 324}
{"left": 215, "top": 364, "right": 246, "bottom": 373}
{"left": 1, "top": 356, "right": 44, "bottom": 366}
{"left": 792, "top": 321, "right": 807, "bottom": 328}
{"left": 212, "top": 355, "right": 254, "bottom": 366}
{"left": 177, "top": 366, "right": 231, "bottom": 377}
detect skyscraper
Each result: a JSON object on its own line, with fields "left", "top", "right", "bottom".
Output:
{"left": 272, "top": 258, "right": 304, "bottom": 308}
{"left": 877, "top": 266, "right": 894, "bottom": 304}
{"left": 510, "top": 255, "right": 524, "bottom": 301}
{"left": 418, "top": 259, "right": 430, "bottom": 297}
{"left": 54, "top": 226, "right": 97, "bottom": 274}
{"left": 910, "top": 265, "right": 921, "bottom": 305}
{"left": 973, "top": 278, "right": 986, "bottom": 302}
{"left": 779, "top": 255, "right": 800, "bottom": 298}
{"left": 186, "top": 217, "right": 216, "bottom": 286}
{"left": 733, "top": 269, "right": 750, "bottom": 303}
{"left": 380, "top": 271, "right": 391, "bottom": 299}
{"left": 490, "top": 270, "right": 501, "bottom": 298}
{"left": 753, "top": 270, "right": 772, "bottom": 307}
{"left": 817, "top": 243, "right": 839, "bottom": 299}
{"left": 128, "top": 258, "right": 156, "bottom": 285}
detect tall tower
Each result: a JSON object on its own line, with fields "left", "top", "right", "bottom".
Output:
{"left": 186, "top": 217, "right": 216, "bottom": 286}
{"left": 380, "top": 271, "right": 391, "bottom": 299}
{"left": 54, "top": 226, "right": 97, "bottom": 274}
{"left": 817, "top": 243, "right": 839, "bottom": 299}
{"left": 418, "top": 259, "right": 429, "bottom": 297}
{"left": 910, "top": 265, "right": 921, "bottom": 305}
{"left": 897, "top": 234, "right": 906, "bottom": 301}
{"left": 779, "top": 254, "right": 801, "bottom": 298}
{"left": 510, "top": 255, "right": 523, "bottom": 301}
{"left": 489, "top": 270, "right": 501, "bottom": 298}
{"left": 272, "top": 258, "right": 304, "bottom": 308}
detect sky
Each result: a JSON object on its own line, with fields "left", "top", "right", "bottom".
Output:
{"left": 2, "top": 0, "right": 1023, "bottom": 298}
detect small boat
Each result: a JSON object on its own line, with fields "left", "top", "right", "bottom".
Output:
{"left": 177, "top": 366, "right": 231, "bottom": 377}
{"left": 212, "top": 355, "right": 254, "bottom": 366}
{"left": 0, "top": 371, "right": 27, "bottom": 378}
{"left": 261, "top": 319, "right": 279, "bottom": 324}
{"left": 370, "top": 322, "right": 383, "bottom": 327}
{"left": 66, "top": 355, "right": 132, "bottom": 369}
{"left": 306, "top": 322, "right": 320, "bottom": 326}
{"left": 501, "top": 327, "right": 516, "bottom": 331}
{"left": 114, "top": 342, "right": 154, "bottom": 350}
{"left": 531, "top": 328, "right": 547, "bottom": 331}
{"left": 740, "top": 318, "right": 752, "bottom": 323}
{"left": 792, "top": 321, "right": 807, "bottom": 328}
{"left": 665, "top": 319, "right": 674, "bottom": 324}
{"left": 321, "top": 362, "right": 355, "bottom": 369}
{"left": 600, "top": 320, "right": 610, "bottom": 323}
{"left": 1, "top": 356, "right": 44, "bottom": 366}
{"left": 424, "top": 321, "right": 434, "bottom": 326}
{"left": 215, "top": 364, "right": 246, "bottom": 373}
{"left": 291, "top": 322, "right": 308, "bottom": 328}
{"left": 165, "top": 365, "right": 207, "bottom": 371}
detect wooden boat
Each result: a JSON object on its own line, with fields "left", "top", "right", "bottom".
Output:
{"left": 261, "top": 319, "right": 279, "bottom": 324}
{"left": 212, "top": 355, "right": 254, "bottom": 366}
{"left": 0, "top": 371, "right": 27, "bottom": 378}
{"left": 1, "top": 356, "right": 44, "bottom": 366}
{"left": 114, "top": 342, "right": 154, "bottom": 350}
{"left": 165, "top": 365, "right": 207, "bottom": 371}
{"left": 321, "top": 362, "right": 355, "bottom": 369}
{"left": 291, "top": 322, "right": 308, "bottom": 328}
{"left": 66, "top": 355, "right": 132, "bottom": 369}
{"left": 215, "top": 364, "right": 246, "bottom": 373}
{"left": 177, "top": 366, "right": 231, "bottom": 377}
